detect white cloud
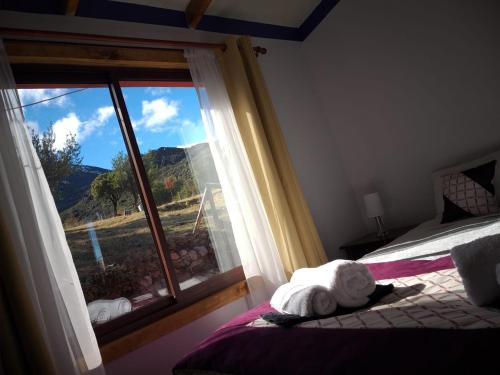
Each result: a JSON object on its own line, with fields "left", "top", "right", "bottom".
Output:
{"left": 18, "top": 89, "right": 69, "bottom": 107}
{"left": 52, "top": 113, "right": 81, "bottom": 150}
{"left": 181, "top": 119, "right": 195, "bottom": 127}
{"left": 142, "top": 98, "right": 178, "bottom": 129}
{"left": 145, "top": 87, "right": 172, "bottom": 96}
{"left": 80, "top": 106, "right": 115, "bottom": 139}
{"left": 50, "top": 106, "right": 115, "bottom": 150}
{"left": 96, "top": 106, "right": 115, "bottom": 123}
{"left": 134, "top": 98, "right": 178, "bottom": 132}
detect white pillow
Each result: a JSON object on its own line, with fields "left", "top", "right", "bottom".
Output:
{"left": 432, "top": 151, "right": 500, "bottom": 220}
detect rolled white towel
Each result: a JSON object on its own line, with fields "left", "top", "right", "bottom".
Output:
{"left": 270, "top": 283, "right": 337, "bottom": 317}
{"left": 291, "top": 260, "right": 376, "bottom": 308}
{"left": 87, "top": 297, "right": 132, "bottom": 324}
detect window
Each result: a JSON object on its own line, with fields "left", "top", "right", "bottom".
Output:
{"left": 121, "top": 85, "right": 241, "bottom": 290}
{"left": 15, "top": 68, "right": 244, "bottom": 343}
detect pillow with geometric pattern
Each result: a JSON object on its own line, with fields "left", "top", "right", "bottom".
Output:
{"left": 441, "top": 160, "right": 498, "bottom": 223}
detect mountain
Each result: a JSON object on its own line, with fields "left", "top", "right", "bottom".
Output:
{"left": 149, "top": 143, "right": 219, "bottom": 187}
{"left": 56, "top": 165, "right": 109, "bottom": 211}
{"left": 58, "top": 143, "right": 220, "bottom": 225}
{"left": 149, "top": 146, "right": 187, "bottom": 166}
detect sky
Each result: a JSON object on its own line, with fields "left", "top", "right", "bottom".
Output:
{"left": 19, "top": 86, "right": 206, "bottom": 169}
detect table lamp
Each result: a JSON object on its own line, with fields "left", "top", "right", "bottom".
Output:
{"left": 364, "top": 192, "right": 388, "bottom": 237}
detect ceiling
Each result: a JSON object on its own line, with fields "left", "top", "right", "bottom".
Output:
{"left": 0, "top": 0, "right": 341, "bottom": 41}
{"left": 115, "top": 0, "right": 321, "bottom": 28}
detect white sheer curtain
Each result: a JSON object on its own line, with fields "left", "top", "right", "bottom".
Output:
{"left": 0, "top": 40, "right": 104, "bottom": 374}
{"left": 185, "top": 48, "right": 287, "bottom": 305}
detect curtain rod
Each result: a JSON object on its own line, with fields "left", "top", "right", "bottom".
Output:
{"left": 0, "top": 27, "right": 268, "bottom": 56}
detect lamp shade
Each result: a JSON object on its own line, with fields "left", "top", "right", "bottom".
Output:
{"left": 364, "top": 192, "right": 384, "bottom": 218}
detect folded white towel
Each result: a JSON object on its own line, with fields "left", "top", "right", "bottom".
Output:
{"left": 270, "top": 283, "right": 337, "bottom": 317}
{"left": 290, "top": 260, "right": 376, "bottom": 308}
{"left": 87, "top": 297, "right": 132, "bottom": 324}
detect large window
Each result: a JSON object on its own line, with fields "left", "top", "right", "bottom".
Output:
{"left": 16, "top": 70, "right": 243, "bottom": 342}
{"left": 121, "top": 86, "right": 240, "bottom": 290}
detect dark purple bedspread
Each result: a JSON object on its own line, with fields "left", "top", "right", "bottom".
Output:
{"left": 174, "top": 256, "right": 500, "bottom": 374}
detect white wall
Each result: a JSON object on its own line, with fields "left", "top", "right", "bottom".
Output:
{"left": 303, "top": 0, "right": 500, "bottom": 229}
{"left": 254, "top": 38, "right": 365, "bottom": 257}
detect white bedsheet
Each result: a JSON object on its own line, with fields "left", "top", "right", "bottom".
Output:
{"left": 360, "top": 214, "right": 500, "bottom": 263}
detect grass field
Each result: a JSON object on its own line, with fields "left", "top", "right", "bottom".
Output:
{"left": 64, "top": 192, "right": 233, "bottom": 304}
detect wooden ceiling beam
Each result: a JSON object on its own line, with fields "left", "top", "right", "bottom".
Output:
{"left": 64, "top": 0, "right": 80, "bottom": 16}
{"left": 185, "top": 0, "right": 212, "bottom": 29}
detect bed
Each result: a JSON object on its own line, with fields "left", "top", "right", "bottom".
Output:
{"left": 173, "top": 213, "right": 500, "bottom": 374}
{"left": 359, "top": 213, "right": 500, "bottom": 263}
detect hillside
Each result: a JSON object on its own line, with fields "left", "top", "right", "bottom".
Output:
{"left": 150, "top": 143, "right": 218, "bottom": 187}
{"left": 56, "top": 165, "right": 109, "bottom": 211}
{"left": 59, "top": 143, "right": 234, "bottom": 304}
{"left": 59, "top": 143, "right": 220, "bottom": 226}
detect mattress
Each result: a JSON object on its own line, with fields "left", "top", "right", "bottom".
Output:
{"left": 174, "top": 255, "right": 500, "bottom": 374}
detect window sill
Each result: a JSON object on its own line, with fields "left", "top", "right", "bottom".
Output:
{"left": 99, "top": 280, "right": 249, "bottom": 363}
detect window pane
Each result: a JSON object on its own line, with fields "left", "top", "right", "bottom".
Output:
{"left": 121, "top": 85, "right": 241, "bottom": 290}
{"left": 19, "top": 86, "right": 170, "bottom": 325}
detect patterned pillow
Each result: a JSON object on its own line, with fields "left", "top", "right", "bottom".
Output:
{"left": 441, "top": 160, "right": 498, "bottom": 223}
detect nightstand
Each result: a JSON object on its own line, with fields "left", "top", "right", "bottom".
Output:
{"left": 339, "top": 225, "right": 416, "bottom": 260}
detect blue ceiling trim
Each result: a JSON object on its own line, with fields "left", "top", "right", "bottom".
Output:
{"left": 75, "top": 0, "right": 339, "bottom": 42}
{"left": 1, "top": 0, "right": 63, "bottom": 14}
{"left": 298, "top": 0, "right": 340, "bottom": 41}
{"left": 197, "top": 15, "right": 300, "bottom": 41}
{"left": 77, "top": 0, "right": 188, "bottom": 28}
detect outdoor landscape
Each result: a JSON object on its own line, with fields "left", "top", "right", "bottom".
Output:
{"left": 31, "top": 124, "right": 236, "bottom": 312}
{"left": 21, "top": 86, "right": 241, "bottom": 321}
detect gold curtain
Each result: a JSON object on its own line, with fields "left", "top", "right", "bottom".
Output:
{"left": 218, "top": 36, "right": 328, "bottom": 278}
{"left": 0, "top": 216, "right": 56, "bottom": 375}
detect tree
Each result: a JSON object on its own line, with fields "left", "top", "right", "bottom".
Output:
{"left": 142, "top": 151, "right": 160, "bottom": 182}
{"left": 90, "top": 172, "right": 124, "bottom": 216}
{"left": 31, "top": 126, "right": 82, "bottom": 196}
{"left": 164, "top": 176, "right": 177, "bottom": 201}
{"left": 112, "top": 151, "right": 139, "bottom": 209}
{"left": 150, "top": 180, "right": 168, "bottom": 204}
{"left": 142, "top": 151, "right": 168, "bottom": 204}
{"left": 175, "top": 179, "right": 197, "bottom": 200}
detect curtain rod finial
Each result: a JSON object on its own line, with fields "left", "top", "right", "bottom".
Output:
{"left": 253, "top": 46, "right": 267, "bottom": 57}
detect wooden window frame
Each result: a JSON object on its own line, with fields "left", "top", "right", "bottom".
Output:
{"left": 11, "top": 61, "right": 246, "bottom": 347}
